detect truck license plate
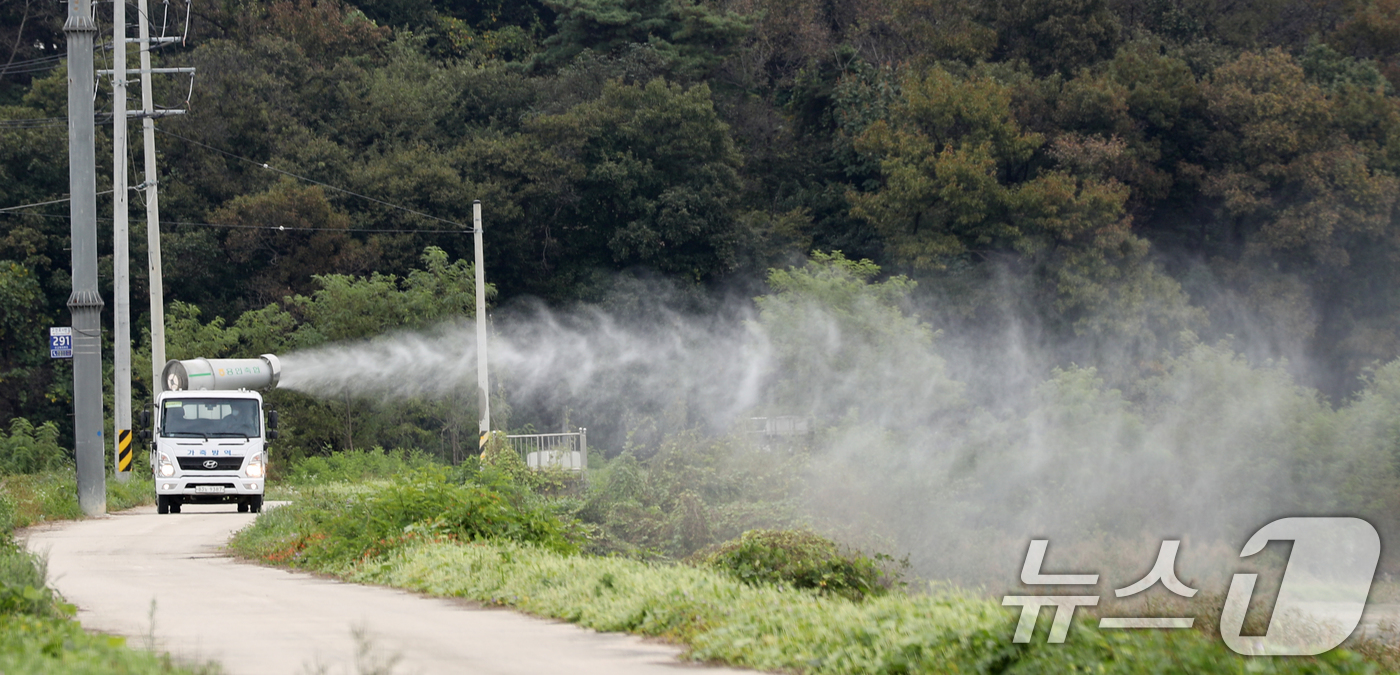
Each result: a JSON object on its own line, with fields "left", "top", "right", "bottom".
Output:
{"left": 195, "top": 486, "right": 225, "bottom": 494}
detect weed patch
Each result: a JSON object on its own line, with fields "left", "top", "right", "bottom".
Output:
{"left": 231, "top": 470, "right": 580, "bottom": 573}
{"left": 279, "top": 447, "right": 439, "bottom": 486}
{"left": 0, "top": 470, "right": 155, "bottom": 526}
{"left": 695, "top": 529, "right": 901, "bottom": 601}
{"left": 0, "top": 541, "right": 215, "bottom": 673}
{"left": 0, "top": 471, "right": 203, "bottom": 673}
{"left": 1, "top": 472, "right": 82, "bottom": 527}
{"left": 107, "top": 475, "right": 156, "bottom": 512}
{"left": 232, "top": 488, "right": 1382, "bottom": 674}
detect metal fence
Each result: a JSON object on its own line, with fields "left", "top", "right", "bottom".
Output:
{"left": 507, "top": 429, "right": 587, "bottom": 471}
{"left": 747, "top": 416, "right": 813, "bottom": 450}
{"left": 748, "top": 416, "right": 811, "bottom": 437}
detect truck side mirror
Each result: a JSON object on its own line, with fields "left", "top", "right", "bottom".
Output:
{"left": 138, "top": 429, "right": 150, "bottom": 442}
{"left": 138, "top": 410, "right": 150, "bottom": 427}
{"left": 267, "top": 429, "right": 279, "bottom": 440}
{"left": 267, "top": 410, "right": 279, "bottom": 429}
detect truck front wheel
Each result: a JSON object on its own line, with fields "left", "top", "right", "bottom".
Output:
{"left": 249, "top": 495, "right": 263, "bottom": 513}
{"left": 157, "top": 495, "right": 169, "bottom": 515}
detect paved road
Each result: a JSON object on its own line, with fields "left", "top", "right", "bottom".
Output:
{"left": 23, "top": 503, "right": 752, "bottom": 675}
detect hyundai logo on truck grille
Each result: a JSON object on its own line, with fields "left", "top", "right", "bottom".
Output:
{"left": 202, "top": 459, "right": 219, "bottom": 469}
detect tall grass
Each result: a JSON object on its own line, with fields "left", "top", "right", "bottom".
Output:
{"left": 0, "top": 460, "right": 208, "bottom": 673}
{"left": 0, "top": 536, "right": 217, "bottom": 673}
{"left": 230, "top": 479, "right": 1389, "bottom": 674}
{"left": 232, "top": 470, "right": 580, "bottom": 571}
{"left": 0, "top": 469, "right": 155, "bottom": 528}
{"left": 278, "top": 446, "right": 440, "bottom": 486}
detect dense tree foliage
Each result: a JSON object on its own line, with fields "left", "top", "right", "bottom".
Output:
{"left": 3, "top": 0, "right": 1400, "bottom": 453}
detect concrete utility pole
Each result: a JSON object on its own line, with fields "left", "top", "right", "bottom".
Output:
{"left": 66, "top": 0, "right": 107, "bottom": 515}
{"left": 138, "top": 0, "right": 167, "bottom": 396}
{"left": 112, "top": 0, "right": 132, "bottom": 483}
{"left": 474, "top": 201, "right": 490, "bottom": 451}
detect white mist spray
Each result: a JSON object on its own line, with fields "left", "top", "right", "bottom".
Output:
{"left": 278, "top": 304, "right": 776, "bottom": 431}
{"left": 273, "top": 273, "right": 1397, "bottom": 592}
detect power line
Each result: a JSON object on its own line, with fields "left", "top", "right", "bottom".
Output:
{"left": 0, "top": 44, "right": 129, "bottom": 77}
{"left": 0, "top": 114, "right": 115, "bottom": 128}
{"left": 167, "top": 220, "right": 469, "bottom": 234}
{"left": 0, "top": 189, "right": 117, "bottom": 212}
{"left": 0, "top": 3, "right": 182, "bottom": 79}
{"left": 154, "top": 127, "right": 471, "bottom": 230}
{"left": 1, "top": 53, "right": 67, "bottom": 70}
{"left": 0, "top": 208, "right": 468, "bottom": 234}
{"left": 0, "top": 212, "right": 71, "bottom": 220}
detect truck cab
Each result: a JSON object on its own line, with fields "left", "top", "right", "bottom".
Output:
{"left": 153, "top": 390, "right": 270, "bottom": 513}
{"left": 150, "top": 354, "right": 281, "bottom": 514}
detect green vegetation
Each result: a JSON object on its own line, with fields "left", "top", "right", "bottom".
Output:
{"left": 277, "top": 446, "right": 438, "bottom": 486}
{"left": 0, "top": 487, "right": 212, "bottom": 673}
{"left": 0, "top": 418, "right": 69, "bottom": 475}
{"left": 5, "top": 0, "right": 1400, "bottom": 458}
{"left": 237, "top": 467, "right": 580, "bottom": 571}
{"left": 0, "top": 614, "right": 206, "bottom": 674}
{"left": 694, "top": 529, "right": 901, "bottom": 602}
{"left": 8, "top": 0, "right": 1400, "bottom": 669}
{"left": 230, "top": 442, "right": 1400, "bottom": 673}
{"left": 231, "top": 487, "right": 1384, "bottom": 674}
{"left": 0, "top": 418, "right": 155, "bottom": 527}
{"left": 0, "top": 541, "right": 215, "bottom": 673}
{"left": 0, "top": 420, "right": 203, "bottom": 672}
{"left": 572, "top": 433, "right": 804, "bottom": 559}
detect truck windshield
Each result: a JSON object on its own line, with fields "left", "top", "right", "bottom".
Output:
{"left": 161, "top": 399, "right": 260, "bottom": 438}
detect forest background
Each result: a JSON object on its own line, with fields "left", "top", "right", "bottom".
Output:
{"left": 5, "top": 0, "right": 1400, "bottom": 584}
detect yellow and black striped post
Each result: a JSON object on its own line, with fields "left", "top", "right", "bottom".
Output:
{"left": 116, "top": 429, "right": 133, "bottom": 474}
{"left": 479, "top": 430, "right": 489, "bottom": 452}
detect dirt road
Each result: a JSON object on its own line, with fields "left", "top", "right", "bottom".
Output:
{"left": 23, "top": 503, "right": 751, "bottom": 674}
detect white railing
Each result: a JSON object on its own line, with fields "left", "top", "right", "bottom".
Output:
{"left": 748, "top": 416, "right": 811, "bottom": 436}
{"left": 507, "top": 429, "right": 587, "bottom": 471}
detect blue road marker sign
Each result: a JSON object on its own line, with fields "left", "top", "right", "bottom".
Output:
{"left": 50, "top": 327, "right": 73, "bottom": 359}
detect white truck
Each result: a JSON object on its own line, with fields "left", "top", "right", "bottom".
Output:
{"left": 142, "top": 355, "right": 282, "bottom": 515}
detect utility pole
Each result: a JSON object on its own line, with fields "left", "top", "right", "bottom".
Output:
{"left": 66, "top": 0, "right": 107, "bottom": 515}
{"left": 112, "top": 0, "right": 132, "bottom": 483}
{"left": 473, "top": 201, "right": 490, "bottom": 452}
{"left": 99, "top": 0, "right": 191, "bottom": 399}
{"left": 138, "top": 0, "right": 166, "bottom": 396}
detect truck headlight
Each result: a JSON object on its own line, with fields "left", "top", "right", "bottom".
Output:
{"left": 158, "top": 453, "right": 175, "bottom": 477}
{"left": 246, "top": 453, "right": 264, "bottom": 478}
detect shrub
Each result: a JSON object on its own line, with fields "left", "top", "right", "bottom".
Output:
{"left": 347, "top": 538, "right": 1380, "bottom": 675}
{"left": 0, "top": 492, "right": 15, "bottom": 539}
{"left": 106, "top": 475, "right": 155, "bottom": 512}
{"left": 576, "top": 437, "right": 806, "bottom": 560}
{"left": 698, "top": 529, "right": 899, "bottom": 601}
{"left": 0, "top": 543, "right": 69, "bottom": 620}
{"left": 0, "top": 473, "right": 81, "bottom": 528}
{"left": 243, "top": 468, "right": 583, "bottom": 571}
{"left": 0, "top": 420, "right": 69, "bottom": 475}
{"left": 0, "top": 612, "right": 220, "bottom": 672}
{"left": 473, "top": 432, "right": 582, "bottom": 495}
{"left": 232, "top": 487, "right": 1389, "bottom": 673}
{"left": 280, "top": 446, "right": 439, "bottom": 485}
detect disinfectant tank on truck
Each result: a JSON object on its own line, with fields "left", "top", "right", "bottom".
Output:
{"left": 143, "top": 355, "right": 281, "bottom": 514}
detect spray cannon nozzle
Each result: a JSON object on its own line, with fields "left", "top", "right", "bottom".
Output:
{"left": 161, "top": 354, "right": 281, "bottom": 392}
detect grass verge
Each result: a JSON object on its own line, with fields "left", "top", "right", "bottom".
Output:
{"left": 1, "top": 470, "right": 155, "bottom": 529}
{"left": 0, "top": 540, "right": 215, "bottom": 673}
{"left": 231, "top": 480, "right": 1387, "bottom": 674}
{"left": 0, "top": 470, "right": 211, "bottom": 673}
